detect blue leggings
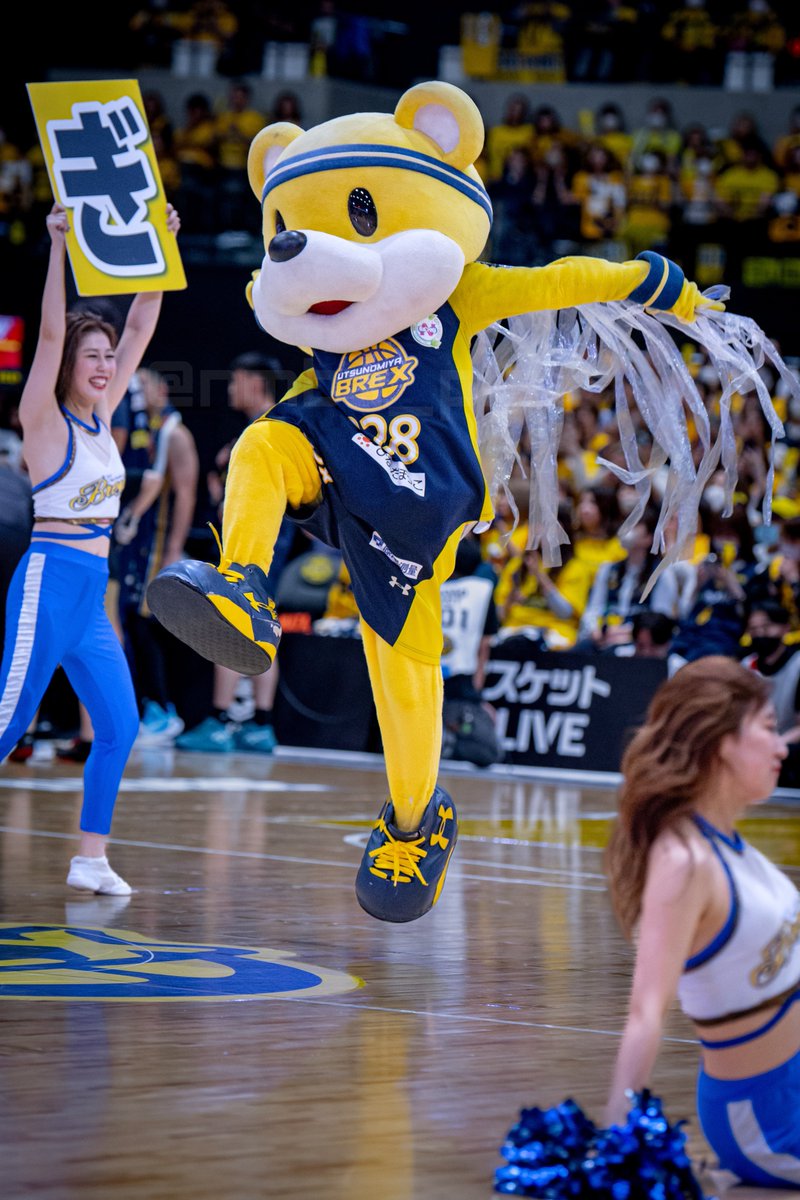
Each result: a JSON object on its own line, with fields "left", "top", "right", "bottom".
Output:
{"left": 697, "top": 1048, "right": 800, "bottom": 1188}
{"left": 0, "top": 543, "right": 139, "bottom": 836}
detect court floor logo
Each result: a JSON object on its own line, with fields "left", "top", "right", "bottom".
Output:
{"left": 0, "top": 924, "right": 360, "bottom": 1002}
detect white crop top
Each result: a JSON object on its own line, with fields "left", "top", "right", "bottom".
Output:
{"left": 32, "top": 408, "right": 125, "bottom": 521}
{"left": 677, "top": 815, "right": 800, "bottom": 1024}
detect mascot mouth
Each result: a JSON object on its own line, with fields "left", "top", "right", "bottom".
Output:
{"left": 307, "top": 300, "right": 354, "bottom": 316}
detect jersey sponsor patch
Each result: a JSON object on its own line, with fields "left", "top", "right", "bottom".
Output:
{"left": 352, "top": 433, "right": 426, "bottom": 497}
{"left": 369, "top": 531, "right": 422, "bottom": 580}
{"left": 410, "top": 313, "right": 443, "bottom": 349}
{"left": 331, "top": 339, "right": 418, "bottom": 412}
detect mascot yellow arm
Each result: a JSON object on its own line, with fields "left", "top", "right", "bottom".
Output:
{"left": 453, "top": 255, "right": 713, "bottom": 339}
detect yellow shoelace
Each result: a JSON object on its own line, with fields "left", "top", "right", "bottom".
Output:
{"left": 368, "top": 821, "right": 429, "bottom": 886}
{"left": 208, "top": 523, "right": 244, "bottom": 584}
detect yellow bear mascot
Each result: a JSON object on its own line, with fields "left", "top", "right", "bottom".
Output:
{"left": 147, "top": 82, "right": 785, "bottom": 923}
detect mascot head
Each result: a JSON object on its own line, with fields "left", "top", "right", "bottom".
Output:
{"left": 246, "top": 81, "right": 491, "bottom": 354}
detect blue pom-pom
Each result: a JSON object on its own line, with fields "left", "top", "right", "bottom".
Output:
{"left": 493, "top": 1091, "right": 707, "bottom": 1199}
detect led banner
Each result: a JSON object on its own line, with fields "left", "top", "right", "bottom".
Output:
{"left": 27, "top": 79, "right": 186, "bottom": 296}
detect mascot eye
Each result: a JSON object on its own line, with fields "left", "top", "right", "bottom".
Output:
{"left": 274, "top": 211, "right": 286, "bottom": 234}
{"left": 348, "top": 188, "right": 377, "bottom": 236}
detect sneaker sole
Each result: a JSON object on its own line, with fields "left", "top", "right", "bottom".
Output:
{"left": 147, "top": 575, "right": 272, "bottom": 676}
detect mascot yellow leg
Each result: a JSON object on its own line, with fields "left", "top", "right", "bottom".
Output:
{"left": 147, "top": 418, "right": 318, "bottom": 675}
{"left": 147, "top": 415, "right": 458, "bottom": 924}
{"left": 223, "top": 418, "right": 322, "bottom": 567}
{"left": 360, "top": 620, "right": 442, "bottom": 834}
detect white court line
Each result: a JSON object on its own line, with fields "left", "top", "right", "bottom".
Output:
{"left": 0, "top": 777, "right": 337, "bottom": 794}
{"left": 269, "top": 994, "right": 699, "bottom": 1046}
{"left": 0, "top": 825, "right": 604, "bottom": 890}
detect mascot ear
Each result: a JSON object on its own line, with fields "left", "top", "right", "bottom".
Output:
{"left": 394, "top": 81, "right": 484, "bottom": 171}
{"left": 247, "top": 123, "right": 304, "bottom": 199}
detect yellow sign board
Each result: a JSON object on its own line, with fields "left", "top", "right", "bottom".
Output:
{"left": 27, "top": 79, "right": 186, "bottom": 296}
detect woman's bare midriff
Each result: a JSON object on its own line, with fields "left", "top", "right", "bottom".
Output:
{"left": 697, "top": 994, "right": 800, "bottom": 1079}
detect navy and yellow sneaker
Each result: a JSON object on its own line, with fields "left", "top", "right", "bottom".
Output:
{"left": 355, "top": 786, "right": 458, "bottom": 923}
{"left": 146, "top": 558, "right": 280, "bottom": 676}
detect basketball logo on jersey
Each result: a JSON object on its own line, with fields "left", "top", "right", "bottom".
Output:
{"left": 0, "top": 923, "right": 360, "bottom": 1002}
{"left": 331, "top": 339, "right": 418, "bottom": 412}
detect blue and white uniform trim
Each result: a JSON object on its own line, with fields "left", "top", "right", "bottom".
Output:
{"left": 0, "top": 543, "right": 138, "bottom": 834}
{"left": 31, "top": 407, "right": 124, "bottom": 541}
{"left": 262, "top": 143, "right": 493, "bottom": 221}
{"left": 698, "top": 1050, "right": 800, "bottom": 1187}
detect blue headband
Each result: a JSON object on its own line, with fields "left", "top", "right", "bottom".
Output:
{"left": 262, "top": 142, "right": 493, "bottom": 221}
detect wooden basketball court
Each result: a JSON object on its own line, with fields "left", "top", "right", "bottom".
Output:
{"left": 1, "top": 748, "right": 798, "bottom": 1199}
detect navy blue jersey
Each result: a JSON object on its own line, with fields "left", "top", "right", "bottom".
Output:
{"left": 265, "top": 303, "right": 492, "bottom": 649}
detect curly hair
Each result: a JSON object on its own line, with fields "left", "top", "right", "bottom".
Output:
{"left": 605, "top": 656, "right": 770, "bottom": 939}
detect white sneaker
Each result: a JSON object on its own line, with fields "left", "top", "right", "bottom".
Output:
{"left": 67, "top": 855, "right": 132, "bottom": 896}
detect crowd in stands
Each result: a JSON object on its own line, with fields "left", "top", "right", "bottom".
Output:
{"left": 461, "top": 1, "right": 800, "bottom": 88}
{"left": 4, "top": 330, "right": 800, "bottom": 777}
{"left": 5, "top": 82, "right": 800, "bottom": 282}
{"left": 4, "top": 1, "right": 800, "bottom": 775}
{"left": 27, "top": 1, "right": 800, "bottom": 90}
{"left": 483, "top": 94, "right": 800, "bottom": 276}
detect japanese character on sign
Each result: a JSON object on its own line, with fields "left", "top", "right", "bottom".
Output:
{"left": 483, "top": 661, "right": 611, "bottom": 709}
{"left": 48, "top": 98, "right": 164, "bottom": 276}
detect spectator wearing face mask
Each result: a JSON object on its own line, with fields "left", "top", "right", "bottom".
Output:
{"left": 622, "top": 149, "right": 673, "bottom": 258}
{"left": 676, "top": 142, "right": 720, "bottom": 276}
{"left": 572, "top": 144, "right": 626, "bottom": 244}
{"left": 741, "top": 601, "right": 800, "bottom": 787}
{"left": 630, "top": 99, "right": 682, "bottom": 173}
{"left": 592, "top": 103, "right": 633, "bottom": 168}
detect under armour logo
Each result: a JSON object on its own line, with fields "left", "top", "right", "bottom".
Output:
{"left": 244, "top": 591, "right": 275, "bottom": 615}
{"left": 431, "top": 804, "right": 454, "bottom": 849}
{"left": 389, "top": 576, "right": 412, "bottom": 596}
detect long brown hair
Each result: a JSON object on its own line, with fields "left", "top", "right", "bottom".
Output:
{"left": 55, "top": 312, "right": 118, "bottom": 407}
{"left": 605, "top": 656, "right": 770, "bottom": 938}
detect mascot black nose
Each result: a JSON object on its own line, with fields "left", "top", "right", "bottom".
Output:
{"left": 268, "top": 231, "right": 307, "bottom": 262}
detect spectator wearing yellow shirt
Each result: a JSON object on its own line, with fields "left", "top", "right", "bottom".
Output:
{"left": 496, "top": 541, "right": 593, "bottom": 649}
{"left": 623, "top": 150, "right": 673, "bottom": 257}
{"left": 593, "top": 103, "right": 633, "bottom": 168}
{"left": 718, "top": 111, "right": 771, "bottom": 170}
{"left": 174, "top": 93, "right": 217, "bottom": 233}
{"left": 514, "top": 1, "right": 570, "bottom": 83}
{"left": 630, "top": 99, "right": 683, "bottom": 174}
{"left": 216, "top": 81, "right": 266, "bottom": 232}
{"left": 480, "top": 491, "right": 530, "bottom": 574}
{"left": 660, "top": 0, "right": 721, "bottom": 84}
{"left": 484, "top": 95, "right": 534, "bottom": 185}
{"left": 572, "top": 144, "right": 626, "bottom": 244}
{"left": 715, "top": 140, "right": 780, "bottom": 224}
{"left": 571, "top": 486, "right": 626, "bottom": 580}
